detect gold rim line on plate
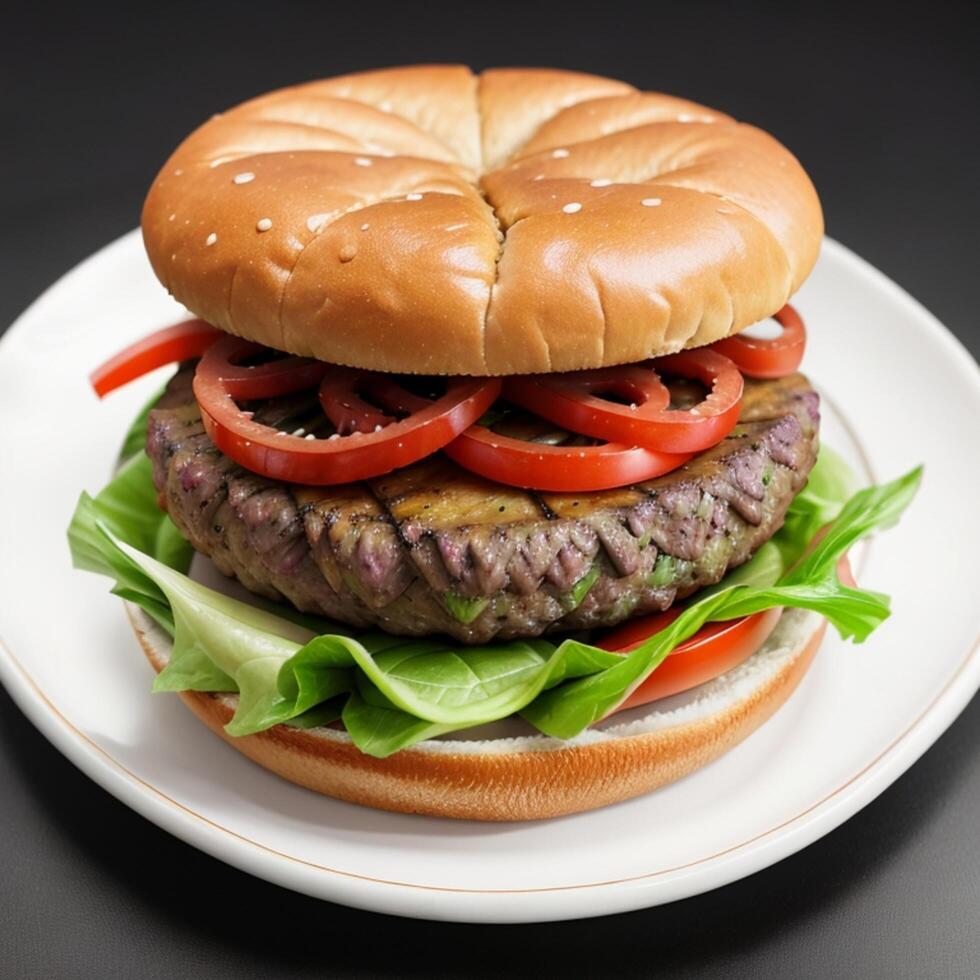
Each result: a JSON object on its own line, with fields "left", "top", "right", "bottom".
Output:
{"left": 2, "top": 625, "right": 977, "bottom": 896}
{"left": 0, "top": 386, "right": 962, "bottom": 896}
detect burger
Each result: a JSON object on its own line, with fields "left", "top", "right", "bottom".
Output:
{"left": 68, "top": 65, "right": 920, "bottom": 820}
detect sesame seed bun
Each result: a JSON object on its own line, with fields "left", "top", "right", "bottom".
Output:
{"left": 141, "top": 65, "right": 823, "bottom": 376}
{"left": 126, "top": 603, "right": 826, "bottom": 821}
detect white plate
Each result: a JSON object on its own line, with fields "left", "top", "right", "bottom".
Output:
{"left": 1, "top": 232, "right": 978, "bottom": 923}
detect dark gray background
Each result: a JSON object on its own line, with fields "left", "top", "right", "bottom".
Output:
{"left": 2, "top": 2, "right": 978, "bottom": 977}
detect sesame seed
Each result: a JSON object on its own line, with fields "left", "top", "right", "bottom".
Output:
{"left": 306, "top": 213, "right": 329, "bottom": 232}
{"left": 354, "top": 157, "right": 372, "bottom": 167}
{"left": 641, "top": 197, "right": 662, "bottom": 207}
{"left": 360, "top": 223, "right": 370, "bottom": 231}
{"left": 717, "top": 208, "right": 733, "bottom": 214}
{"left": 174, "top": 168, "right": 183, "bottom": 176}
{"left": 241, "top": 410, "right": 254, "bottom": 418}
{"left": 590, "top": 178, "right": 612, "bottom": 187}
{"left": 276, "top": 431, "right": 287, "bottom": 437}
{"left": 256, "top": 218, "right": 273, "bottom": 232}
{"left": 552, "top": 148, "right": 570, "bottom": 158}
{"left": 579, "top": 452, "right": 586, "bottom": 458}
{"left": 168, "top": 213, "right": 176, "bottom": 222}
{"left": 562, "top": 202, "right": 582, "bottom": 214}
{"left": 328, "top": 433, "right": 341, "bottom": 441}
{"left": 532, "top": 174, "right": 545, "bottom": 181}
{"left": 205, "top": 233, "right": 217, "bottom": 246}
{"left": 678, "top": 113, "right": 695, "bottom": 122}
{"left": 291, "top": 428, "right": 305, "bottom": 437}
{"left": 233, "top": 171, "right": 255, "bottom": 184}
{"left": 629, "top": 403, "right": 637, "bottom": 410}
{"left": 373, "top": 424, "right": 383, "bottom": 432}
{"left": 304, "top": 433, "right": 316, "bottom": 440}
{"left": 406, "top": 192, "right": 423, "bottom": 201}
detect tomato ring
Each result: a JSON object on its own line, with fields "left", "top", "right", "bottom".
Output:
{"left": 205, "top": 348, "right": 328, "bottom": 400}
{"left": 90, "top": 319, "right": 222, "bottom": 397}
{"left": 193, "top": 336, "right": 501, "bottom": 484}
{"left": 600, "top": 607, "right": 783, "bottom": 710}
{"left": 319, "top": 371, "right": 432, "bottom": 435}
{"left": 709, "top": 303, "right": 807, "bottom": 378}
{"left": 503, "top": 348, "right": 743, "bottom": 454}
{"left": 444, "top": 424, "right": 692, "bottom": 492}
{"left": 598, "top": 551, "right": 855, "bottom": 713}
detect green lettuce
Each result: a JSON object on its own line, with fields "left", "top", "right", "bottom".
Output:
{"left": 67, "top": 452, "right": 192, "bottom": 634}
{"left": 523, "top": 471, "right": 916, "bottom": 737}
{"left": 68, "top": 440, "right": 921, "bottom": 757}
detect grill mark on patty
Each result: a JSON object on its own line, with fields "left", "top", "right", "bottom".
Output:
{"left": 529, "top": 491, "right": 558, "bottom": 521}
{"left": 147, "top": 366, "right": 819, "bottom": 643}
{"left": 363, "top": 477, "right": 430, "bottom": 595}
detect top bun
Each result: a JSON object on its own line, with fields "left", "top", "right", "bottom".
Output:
{"left": 142, "top": 65, "right": 823, "bottom": 376}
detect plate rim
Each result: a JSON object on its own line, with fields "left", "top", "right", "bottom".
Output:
{"left": 1, "top": 231, "right": 979, "bottom": 923}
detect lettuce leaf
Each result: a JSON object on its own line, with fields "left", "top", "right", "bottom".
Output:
{"left": 67, "top": 452, "right": 191, "bottom": 634}
{"left": 523, "top": 465, "right": 921, "bottom": 738}
{"left": 68, "top": 437, "right": 921, "bottom": 758}
{"left": 96, "top": 524, "right": 623, "bottom": 739}
{"left": 779, "top": 442, "right": 859, "bottom": 559}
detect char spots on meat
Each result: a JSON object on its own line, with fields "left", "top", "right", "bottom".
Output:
{"left": 145, "top": 367, "right": 819, "bottom": 643}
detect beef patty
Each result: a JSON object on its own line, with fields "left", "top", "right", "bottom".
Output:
{"left": 147, "top": 368, "right": 819, "bottom": 643}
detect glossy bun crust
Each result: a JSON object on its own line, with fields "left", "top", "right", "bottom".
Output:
{"left": 142, "top": 66, "right": 822, "bottom": 375}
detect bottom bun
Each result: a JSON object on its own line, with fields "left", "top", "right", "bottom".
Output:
{"left": 126, "top": 605, "right": 826, "bottom": 821}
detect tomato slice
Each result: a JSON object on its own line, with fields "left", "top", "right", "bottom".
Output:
{"left": 601, "top": 607, "right": 783, "bottom": 711}
{"left": 193, "top": 336, "right": 501, "bottom": 484}
{"left": 709, "top": 304, "right": 807, "bottom": 379}
{"left": 90, "top": 319, "right": 222, "bottom": 397}
{"left": 444, "top": 424, "right": 692, "bottom": 492}
{"left": 503, "top": 349, "right": 743, "bottom": 454}
{"left": 199, "top": 346, "right": 328, "bottom": 400}
{"left": 319, "top": 371, "right": 432, "bottom": 434}
{"left": 597, "top": 551, "right": 856, "bottom": 714}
